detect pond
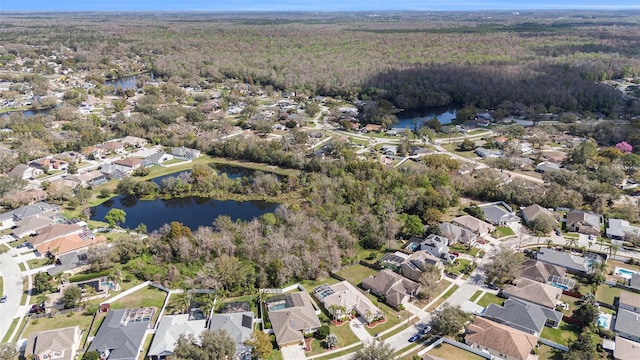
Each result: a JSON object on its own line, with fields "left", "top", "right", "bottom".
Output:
{"left": 90, "top": 195, "right": 278, "bottom": 232}
{"left": 0, "top": 106, "right": 57, "bottom": 118}
{"left": 393, "top": 105, "right": 458, "bottom": 131}
{"left": 105, "top": 75, "right": 138, "bottom": 90}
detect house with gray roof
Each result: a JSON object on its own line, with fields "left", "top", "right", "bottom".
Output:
{"left": 361, "top": 269, "right": 421, "bottom": 309}
{"left": 0, "top": 202, "right": 58, "bottom": 231}
{"left": 400, "top": 251, "right": 444, "bottom": 283}
{"left": 479, "top": 202, "right": 520, "bottom": 226}
{"left": 209, "top": 312, "right": 254, "bottom": 359}
{"left": 521, "top": 204, "right": 557, "bottom": 227}
{"left": 452, "top": 215, "right": 496, "bottom": 236}
{"left": 146, "top": 314, "right": 207, "bottom": 360}
{"left": 267, "top": 292, "right": 321, "bottom": 348}
{"left": 519, "top": 259, "right": 566, "bottom": 284}
{"left": 483, "top": 298, "right": 562, "bottom": 337}
{"left": 25, "top": 326, "right": 81, "bottom": 360}
{"left": 439, "top": 222, "right": 476, "bottom": 246}
{"left": 501, "top": 277, "right": 562, "bottom": 310}
{"left": 171, "top": 146, "right": 201, "bottom": 160}
{"left": 535, "top": 161, "right": 563, "bottom": 173}
{"left": 606, "top": 219, "right": 640, "bottom": 241}
{"left": 619, "top": 292, "right": 640, "bottom": 314}
{"left": 535, "top": 248, "right": 592, "bottom": 275}
{"left": 629, "top": 273, "right": 640, "bottom": 291}
{"left": 419, "top": 234, "right": 450, "bottom": 258}
{"left": 88, "top": 308, "right": 153, "bottom": 360}
{"left": 615, "top": 308, "right": 640, "bottom": 342}
{"left": 143, "top": 152, "right": 174, "bottom": 167}
{"left": 566, "top": 210, "right": 603, "bottom": 236}
{"left": 475, "top": 148, "right": 503, "bottom": 158}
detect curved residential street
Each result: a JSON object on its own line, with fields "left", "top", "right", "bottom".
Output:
{"left": 0, "top": 250, "right": 24, "bottom": 341}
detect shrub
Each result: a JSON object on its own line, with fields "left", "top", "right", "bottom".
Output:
{"left": 315, "top": 324, "right": 330, "bottom": 340}
{"left": 83, "top": 351, "right": 99, "bottom": 360}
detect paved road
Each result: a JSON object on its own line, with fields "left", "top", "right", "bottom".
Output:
{"left": 0, "top": 251, "right": 24, "bottom": 341}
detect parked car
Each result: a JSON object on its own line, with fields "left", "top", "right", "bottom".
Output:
{"left": 555, "top": 229, "right": 561, "bottom": 236}
{"left": 408, "top": 333, "right": 421, "bottom": 342}
{"left": 420, "top": 326, "right": 432, "bottom": 335}
{"left": 588, "top": 235, "right": 595, "bottom": 240}
{"left": 0, "top": 295, "right": 7, "bottom": 303}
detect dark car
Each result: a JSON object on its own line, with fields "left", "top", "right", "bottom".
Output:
{"left": 0, "top": 295, "right": 7, "bottom": 303}
{"left": 408, "top": 333, "right": 420, "bottom": 342}
{"left": 555, "top": 229, "right": 561, "bottom": 236}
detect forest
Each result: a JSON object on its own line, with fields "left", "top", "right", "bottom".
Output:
{"left": 1, "top": 11, "right": 639, "bottom": 115}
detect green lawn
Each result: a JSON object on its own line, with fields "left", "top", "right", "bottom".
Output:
{"left": 540, "top": 322, "right": 579, "bottom": 346}
{"left": 162, "top": 158, "right": 187, "bottom": 165}
{"left": 299, "top": 277, "right": 340, "bottom": 292}
{"left": 495, "top": 226, "right": 515, "bottom": 237}
{"left": 266, "top": 350, "right": 283, "bottom": 360}
{"left": 469, "top": 290, "right": 483, "bottom": 302}
{"left": 25, "top": 312, "right": 94, "bottom": 338}
{"left": 476, "top": 293, "right": 504, "bottom": 308}
{"left": 1, "top": 318, "right": 20, "bottom": 342}
{"left": 312, "top": 344, "right": 364, "bottom": 360}
{"left": 0, "top": 276, "right": 3, "bottom": 296}
{"left": 426, "top": 343, "right": 484, "bottom": 360}
{"left": 595, "top": 285, "right": 621, "bottom": 306}
{"left": 307, "top": 323, "right": 360, "bottom": 356}
{"left": 427, "top": 284, "right": 460, "bottom": 311}
{"left": 27, "top": 257, "right": 52, "bottom": 270}
{"left": 449, "top": 244, "right": 481, "bottom": 257}
{"left": 537, "top": 344, "right": 564, "bottom": 360}
{"left": 449, "top": 259, "right": 472, "bottom": 275}
{"left": 335, "top": 264, "right": 378, "bottom": 286}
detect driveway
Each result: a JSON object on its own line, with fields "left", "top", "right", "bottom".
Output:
{"left": 280, "top": 344, "right": 307, "bottom": 360}
{"left": 0, "top": 251, "right": 24, "bottom": 341}
{"left": 349, "top": 316, "right": 373, "bottom": 342}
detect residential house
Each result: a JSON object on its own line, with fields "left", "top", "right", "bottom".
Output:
{"left": 361, "top": 269, "right": 421, "bottom": 309}
{"left": 66, "top": 170, "right": 108, "bottom": 187}
{"left": 143, "top": 152, "right": 173, "bottom": 167}
{"left": 501, "top": 277, "right": 562, "bottom": 309}
{"left": 313, "top": 281, "right": 382, "bottom": 323}
{"left": 629, "top": 273, "right": 640, "bottom": 292}
{"left": 606, "top": 219, "right": 640, "bottom": 241}
{"left": 25, "top": 326, "right": 81, "bottom": 360}
{"left": 419, "top": 234, "right": 450, "bottom": 258}
{"left": 209, "top": 312, "right": 255, "bottom": 359}
{"left": 30, "top": 157, "right": 69, "bottom": 172}
{"left": 379, "top": 251, "right": 409, "bottom": 270}
{"left": 400, "top": 251, "right": 444, "bottom": 283}
{"left": 53, "top": 151, "right": 85, "bottom": 164}
{"left": 536, "top": 248, "right": 596, "bottom": 275}
{"left": 8, "top": 164, "right": 43, "bottom": 180}
{"left": 535, "top": 161, "right": 563, "bottom": 173}
{"left": 113, "top": 157, "right": 143, "bottom": 174}
{"left": 267, "top": 292, "right": 321, "bottom": 348}
{"left": 519, "top": 259, "right": 567, "bottom": 284}
{"left": 619, "top": 291, "right": 640, "bottom": 313}
{"left": 49, "top": 178, "right": 80, "bottom": 190}
{"left": 100, "top": 141, "right": 126, "bottom": 154}
{"left": 34, "top": 232, "right": 107, "bottom": 257}
{"left": 452, "top": 215, "right": 496, "bottom": 236}
{"left": 12, "top": 215, "right": 56, "bottom": 239}
{"left": 439, "top": 222, "right": 476, "bottom": 246}
{"left": 83, "top": 146, "right": 107, "bottom": 159}
{"left": 614, "top": 308, "right": 640, "bottom": 342}
{"left": 465, "top": 317, "right": 537, "bottom": 360}
{"left": 381, "top": 144, "right": 398, "bottom": 156}
{"left": 566, "top": 210, "right": 603, "bottom": 236}
{"left": 0, "top": 202, "right": 58, "bottom": 232}
{"left": 613, "top": 336, "right": 640, "bottom": 360}
{"left": 120, "top": 136, "right": 147, "bottom": 148}
{"left": 171, "top": 146, "right": 201, "bottom": 160}
{"left": 483, "top": 298, "right": 562, "bottom": 337}
{"left": 28, "top": 223, "right": 85, "bottom": 249}
{"left": 479, "top": 202, "right": 520, "bottom": 226}
{"left": 363, "top": 124, "right": 383, "bottom": 133}
{"left": 475, "top": 148, "right": 503, "bottom": 158}
{"left": 521, "top": 204, "right": 557, "bottom": 227}
{"left": 47, "top": 250, "right": 90, "bottom": 277}
{"left": 87, "top": 308, "right": 154, "bottom": 360}
{"left": 147, "top": 314, "right": 207, "bottom": 360}
{"left": 98, "top": 164, "right": 127, "bottom": 180}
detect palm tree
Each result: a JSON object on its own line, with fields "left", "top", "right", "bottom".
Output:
{"left": 546, "top": 239, "right": 554, "bottom": 248}
{"left": 177, "top": 290, "right": 190, "bottom": 314}
{"left": 328, "top": 304, "right": 339, "bottom": 320}
{"left": 36, "top": 293, "right": 50, "bottom": 307}
{"left": 364, "top": 309, "right": 373, "bottom": 323}
{"left": 565, "top": 237, "right": 578, "bottom": 249}
{"left": 606, "top": 243, "right": 620, "bottom": 259}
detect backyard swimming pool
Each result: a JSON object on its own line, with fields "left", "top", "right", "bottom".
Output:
{"left": 597, "top": 313, "right": 611, "bottom": 329}
{"left": 615, "top": 267, "right": 639, "bottom": 280}
{"left": 551, "top": 282, "right": 570, "bottom": 291}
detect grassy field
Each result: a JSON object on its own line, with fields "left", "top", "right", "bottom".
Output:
{"left": 469, "top": 290, "right": 483, "bottom": 303}
{"left": 26, "top": 257, "right": 51, "bottom": 270}
{"left": 306, "top": 323, "right": 360, "bottom": 356}
{"left": 596, "top": 284, "right": 621, "bottom": 306}
{"left": 476, "top": 293, "right": 504, "bottom": 308}
{"left": 335, "top": 264, "right": 378, "bottom": 286}
{"left": 426, "top": 343, "right": 484, "bottom": 360}
{"left": 25, "top": 311, "right": 94, "bottom": 339}
{"left": 299, "top": 276, "right": 340, "bottom": 292}
{"left": 495, "top": 226, "right": 515, "bottom": 237}
{"left": 537, "top": 344, "right": 564, "bottom": 360}
{"left": 540, "top": 322, "right": 579, "bottom": 346}
{"left": 266, "top": 350, "right": 284, "bottom": 360}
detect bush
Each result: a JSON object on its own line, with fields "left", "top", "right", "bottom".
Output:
{"left": 315, "top": 324, "right": 330, "bottom": 340}
{"left": 83, "top": 351, "right": 99, "bottom": 360}
{"left": 598, "top": 327, "right": 615, "bottom": 340}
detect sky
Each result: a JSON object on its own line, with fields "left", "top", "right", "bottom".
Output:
{"left": 1, "top": 1, "right": 639, "bottom": 12}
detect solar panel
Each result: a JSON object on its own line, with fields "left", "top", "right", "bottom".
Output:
{"left": 242, "top": 314, "right": 252, "bottom": 328}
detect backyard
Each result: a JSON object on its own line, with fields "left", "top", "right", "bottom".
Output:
{"left": 595, "top": 284, "right": 621, "bottom": 307}
{"left": 334, "top": 264, "right": 378, "bottom": 286}
{"left": 540, "top": 322, "right": 579, "bottom": 346}
{"left": 476, "top": 293, "right": 504, "bottom": 308}
{"left": 109, "top": 286, "right": 168, "bottom": 323}
{"left": 426, "top": 343, "right": 485, "bottom": 360}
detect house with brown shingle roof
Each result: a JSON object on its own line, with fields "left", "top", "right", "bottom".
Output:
{"left": 35, "top": 233, "right": 107, "bottom": 257}
{"left": 25, "top": 326, "right": 81, "bottom": 360}
{"left": 521, "top": 204, "right": 557, "bottom": 227}
{"left": 361, "top": 269, "right": 421, "bottom": 309}
{"left": 519, "top": 259, "right": 566, "bottom": 284}
{"left": 364, "top": 124, "right": 383, "bottom": 133}
{"left": 268, "top": 292, "right": 321, "bottom": 348}
{"left": 566, "top": 210, "right": 603, "bottom": 236}
{"left": 113, "top": 157, "right": 143, "bottom": 174}
{"left": 501, "top": 277, "right": 562, "bottom": 310}
{"left": 466, "top": 317, "right": 537, "bottom": 360}
{"left": 619, "top": 291, "right": 640, "bottom": 313}
{"left": 28, "top": 223, "right": 85, "bottom": 248}
{"left": 313, "top": 281, "right": 382, "bottom": 323}
{"left": 614, "top": 336, "right": 640, "bottom": 360}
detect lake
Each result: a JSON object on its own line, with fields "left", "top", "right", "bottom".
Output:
{"left": 105, "top": 75, "right": 138, "bottom": 90}
{"left": 91, "top": 195, "right": 278, "bottom": 232}
{"left": 393, "top": 106, "right": 458, "bottom": 130}
{"left": 1, "top": 106, "right": 56, "bottom": 118}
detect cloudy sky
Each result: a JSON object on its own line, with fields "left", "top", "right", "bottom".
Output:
{"left": 1, "top": 0, "right": 639, "bottom": 11}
